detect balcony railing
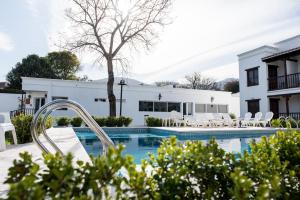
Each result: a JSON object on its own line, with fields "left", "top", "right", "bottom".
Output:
{"left": 279, "top": 112, "right": 300, "bottom": 120}
{"left": 10, "top": 108, "right": 36, "bottom": 118}
{"left": 268, "top": 72, "right": 300, "bottom": 91}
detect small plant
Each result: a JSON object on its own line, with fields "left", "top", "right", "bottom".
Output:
{"left": 70, "top": 117, "right": 83, "bottom": 127}
{"left": 229, "top": 113, "right": 236, "bottom": 119}
{"left": 271, "top": 118, "right": 281, "bottom": 127}
{"left": 56, "top": 117, "right": 70, "bottom": 127}
{"left": 93, "top": 116, "right": 106, "bottom": 127}
{"left": 122, "top": 117, "right": 132, "bottom": 127}
{"left": 92, "top": 116, "right": 133, "bottom": 127}
{"left": 145, "top": 117, "right": 163, "bottom": 127}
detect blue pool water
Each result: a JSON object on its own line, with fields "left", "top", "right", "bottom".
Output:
{"left": 75, "top": 128, "right": 275, "bottom": 164}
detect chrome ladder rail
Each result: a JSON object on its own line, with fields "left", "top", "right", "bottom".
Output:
{"left": 30, "top": 99, "right": 115, "bottom": 155}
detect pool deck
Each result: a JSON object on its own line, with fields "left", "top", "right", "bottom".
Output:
{"left": 0, "top": 127, "right": 90, "bottom": 198}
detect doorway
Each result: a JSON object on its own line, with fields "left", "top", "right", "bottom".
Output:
{"left": 183, "top": 102, "right": 193, "bottom": 116}
{"left": 34, "top": 97, "right": 46, "bottom": 113}
{"left": 269, "top": 98, "right": 279, "bottom": 119}
{"left": 268, "top": 65, "right": 278, "bottom": 90}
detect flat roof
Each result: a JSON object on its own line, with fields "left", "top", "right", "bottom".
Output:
{"left": 262, "top": 46, "right": 300, "bottom": 62}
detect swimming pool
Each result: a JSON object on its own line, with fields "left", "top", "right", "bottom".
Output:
{"left": 75, "top": 128, "right": 276, "bottom": 164}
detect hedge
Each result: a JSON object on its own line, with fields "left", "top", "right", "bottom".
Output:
{"left": 4, "top": 130, "right": 300, "bottom": 199}
{"left": 11, "top": 114, "right": 53, "bottom": 144}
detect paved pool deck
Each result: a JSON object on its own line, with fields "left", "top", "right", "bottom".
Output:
{"left": 0, "top": 127, "right": 90, "bottom": 198}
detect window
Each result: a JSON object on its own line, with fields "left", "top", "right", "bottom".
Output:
{"left": 207, "top": 104, "right": 218, "bottom": 113}
{"left": 154, "top": 102, "right": 167, "bottom": 112}
{"left": 95, "top": 98, "right": 106, "bottom": 102}
{"left": 247, "top": 67, "right": 259, "bottom": 86}
{"left": 139, "top": 101, "right": 153, "bottom": 111}
{"left": 168, "top": 102, "right": 181, "bottom": 112}
{"left": 195, "top": 104, "right": 206, "bottom": 113}
{"left": 52, "top": 96, "right": 68, "bottom": 110}
{"left": 247, "top": 99, "right": 260, "bottom": 117}
{"left": 218, "top": 105, "right": 228, "bottom": 113}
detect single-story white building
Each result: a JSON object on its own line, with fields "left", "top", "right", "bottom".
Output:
{"left": 19, "top": 77, "right": 240, "bottom": 126}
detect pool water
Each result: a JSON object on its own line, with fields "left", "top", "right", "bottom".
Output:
{"left": 75, "top": 128, "right": 274, "bottom": 164}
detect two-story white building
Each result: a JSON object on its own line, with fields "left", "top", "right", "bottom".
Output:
{"left": 20, "top": 77, "right": 240, "bottom": 126}
{"left": 238, "top": 35, "right": 300, "bottom": 119}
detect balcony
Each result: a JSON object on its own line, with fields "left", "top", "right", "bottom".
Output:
{"left": 268, "top": 72, "right": 300, "bottom": 91}
{"left": 279, "top": 112, "right": 300, "bottom": 120}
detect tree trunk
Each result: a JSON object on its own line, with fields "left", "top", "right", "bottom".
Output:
{"left": 106, "top": 57, "right": 116, "bottom": 116}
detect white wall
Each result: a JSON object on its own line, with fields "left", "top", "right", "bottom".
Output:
{"left": 22, "top": 77, "right": 240, "bottom": 126}
{"left": 0, "top": 93, "right": 22, "bottom": 112}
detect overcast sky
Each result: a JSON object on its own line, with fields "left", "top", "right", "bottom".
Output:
{"left": 1, "top": 0, "right": 300, "bottom": 83}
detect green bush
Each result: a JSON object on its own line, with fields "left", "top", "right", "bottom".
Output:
{"left": 56, "top": 117, "right": 70, "bottom": 126}
{"left": 92, "top": 116, "right": 133, "bottom": 127}
{"left": 70, "top": 117, "right": 83, "bottom": 127}
{"left": 271, "top": 118, "right": 281, "bottom": 127}
{"left": 145, "top": 117, "right": 163, "bottom": 127}
{"left": 4, "top": 130, "right": 300, "bottom": 199}
{"left": 12, "top": 114, "right": 53, "bottom": 144}
{"left": 229, "top": 113, "right": 236, "bottom": 119}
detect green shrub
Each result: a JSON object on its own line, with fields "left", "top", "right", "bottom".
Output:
{"left": 12, "top": 114, "right": 53, "bottom": 144}
{"left": 271, "top": 118, "right": 281, "bottom": 127}
{"left": 56, "top": 117, "right": 70, "bottom": 126}
{"left": 145, "top": 117, "right": 163, "bottom": 127}
{"left": 70, "top": 117, "right": 83, "bottom": 127}
{"left": 4, "top": 130, "right": 300, "bottom": 199}
{"left": 92, "top": 116, "right": 133, "bottom": 127}
{"left": 229, "top": 113, "right": 236, "bottom": 119}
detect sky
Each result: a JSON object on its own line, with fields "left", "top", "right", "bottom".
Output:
{"left": 1, "top": 0, "right": 300, "bottom": 83}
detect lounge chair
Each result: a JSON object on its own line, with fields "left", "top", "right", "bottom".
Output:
{"left": 248, "top": 112, "right": 263, "bottom": 127}
{"left": 170, "top": 111, "right": 185, "bottom": 127}
{"left": 260, "top": 112, "right": 274, "bottom": 127}
{"left": 240, "top": 112, "right": 252, "bottom": 127}
{"left": 222, "top": 113, "right": 238, "bottom": 127}
{"left": 0, "top": 112, "right": 18, "bottom": 151}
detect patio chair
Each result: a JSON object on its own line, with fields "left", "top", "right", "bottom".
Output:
{"left": 260, "top": 112, "right": 274, "bottom": 127}
{"left": 248, "top": 112, "right": 263, "bottom": 127}
{"left": 170, "top": 111, "right": 184, "bottom": 127}
{"left": 222, "top": 113, "right": 238, "bottom": 127}
{"left": 195, "top": 113, "right": 213, "bottom": 127}
{"left": 240, "top": 112, "right": 252, "bottom": 127}
{"left": 0, "top": 112, "right": 18, "bottom": 151}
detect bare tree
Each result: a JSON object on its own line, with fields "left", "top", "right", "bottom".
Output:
{"left": 185, "top": 72, "right": 219, "bottom": 90}
{"left": 63, "top": 0, "right": 172, "bottom": 116}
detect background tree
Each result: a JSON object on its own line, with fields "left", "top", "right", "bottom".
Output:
{"left": 185, "top": 72, "right": 219, "bottom": 90}
{"left": 155, "top": 81, "right": 179, "bottom": 87}
{"left": 6, "top": 55, "right": 56, "bottom": 90}
{"left": 224, "top": 79, "right": 239, "bottom": 93}
{"left": 63, "top": 0, "right": 172, "bottom": 116}
{"left": 6, "top": 52, "right": 80, "bottom": 90}
{"left": 47, "top": 51, "right": 80, "bottom": 80}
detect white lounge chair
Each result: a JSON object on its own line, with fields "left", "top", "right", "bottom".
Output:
{"left": 260, "top": 112, "right": 274, "bottom": 127}
{"left": 240, "top": 112, "right": 252, "bottom": 127}
{"left": 248, "top": 112, "right": 263, "bottom": 127}
{"left": 170, "top": 111, "right": 184, "bottom": 127}
{"left": 222, "top": 113, "right": 238, "bottom": 127}
{"left": 0, "top": 112, "right": 18, "bottom": 151}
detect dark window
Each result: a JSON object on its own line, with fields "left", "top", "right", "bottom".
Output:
{"left": 195, "top": 104, "right": 206, "bottom": 113}
{"left": 52, "top": 96, "right": 68, "bottom": 110}
{"left": 168, "top": 102, "right": 181, "bottom": 112}
{"left": 95, "top": 98, "right": 106, "bottom": 102}
{"left": 154, "top": 102, "right": 167, "bottom": 112}
{"left": 139, "top": 101, "right": 153, "bottom": 111}
{"left": 247, "top": 99, "right": 260, "bottom": 117}
{"left": 247, "top": 67, "right": 259, "bottom": 86}
{"left": 218, "top": 105, "right": 228, "bottom": 113}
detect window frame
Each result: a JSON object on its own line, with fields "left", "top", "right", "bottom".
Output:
{"left": 139, "top": 101, "right": 154, "bottom": 112}
{"left": 246, "top": 67, "right": 259, "bottom": 87}
{"left": 154, "top": 101, "right": 168, "bottom": 112}
{"left": 246, "top": 99, "right": 260, "bottom": 117}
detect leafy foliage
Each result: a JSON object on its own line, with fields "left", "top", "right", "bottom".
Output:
{"left": 11, "top": 114, "right": 53, "bottom": 144}
{"left": 92, "top": 116, "right": 133, "bottom": 127}
{"left": 70, "top": 117, "right": 83, "bottom": 127}
{"left": 224, "top": 79, "right": 239, "bottom": 93}
{"left": 6, "top": 52, "right": 80, "bottom": 89}
{"left": 5, "top": 130, "right": 300, "bottom": 199}
{"left": 145, "top": 117, "right": 163, "bottom": 127}
{"left": 56, "top": 117, "right": 70, "bottom": 126}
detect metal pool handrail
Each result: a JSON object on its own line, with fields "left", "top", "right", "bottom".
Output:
{"left": 30, "top": 99, "right": 115, "bottom": 155}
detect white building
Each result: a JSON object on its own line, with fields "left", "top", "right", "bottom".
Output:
{"left": 238, "top": 35, "right": 300, "bottom": 119}
{"left": 21, "top": 77, "right": 240, "bottom": 126}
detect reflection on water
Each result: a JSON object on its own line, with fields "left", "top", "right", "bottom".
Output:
{"left": 77, "top": 132, "right": 262, "bottom": 164}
